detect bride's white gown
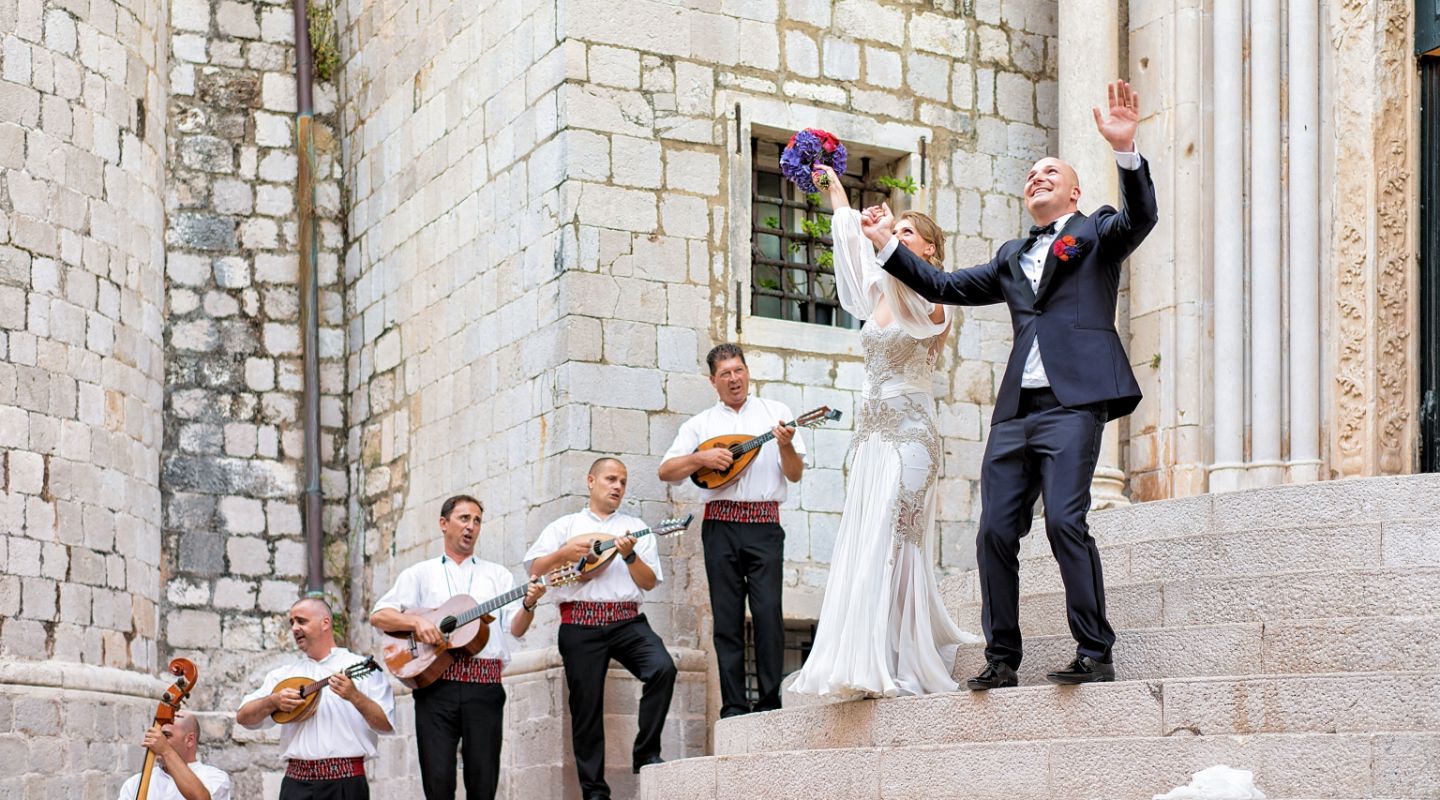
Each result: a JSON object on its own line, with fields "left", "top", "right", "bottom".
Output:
{"left": 788, "top": 208, "right": 980, "bottom": 699}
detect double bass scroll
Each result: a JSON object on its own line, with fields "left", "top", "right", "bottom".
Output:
{"left": 134, "top": 657, "right": 199, "bottom": 800}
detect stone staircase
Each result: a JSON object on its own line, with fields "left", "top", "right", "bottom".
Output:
{"left": 639, "top": 475, "right": 1440, "bottom": 799}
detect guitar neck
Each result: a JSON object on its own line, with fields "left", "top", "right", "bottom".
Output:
{"left": 734, "top": 416, "right": 814, "bottom": 455}
{"left": 592, "top": 527, "right": 654, "bottom": 556}
{"left": 449, "top": 585, "right": 527, "bottom": 629}
{"left": 298, "top": 661, "right": 375, "bottom": 698}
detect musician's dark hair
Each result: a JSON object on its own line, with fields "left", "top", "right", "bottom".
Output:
{"left": 706, "top": 343, "right": 746, "bottom": 375}
{"left": 440, "top": 494, "right": 484, "bottom": 519}
{"left": 588, "top": 457, "right": 625, "bottom": 476}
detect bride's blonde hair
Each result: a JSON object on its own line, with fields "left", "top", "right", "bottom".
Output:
{"left": 897, "top": 211, "right": 946, "bottom": 270}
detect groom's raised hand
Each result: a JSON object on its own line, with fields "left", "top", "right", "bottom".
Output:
{"left": 859, "top": 202, "right": 896, "bottom": 252}
{"left": 1092, "top": 79, "right": 1139, "bottom": 152}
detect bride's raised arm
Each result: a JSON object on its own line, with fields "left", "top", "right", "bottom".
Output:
{"left": 819, "top": 164, "right": 947, "bottom": 338}
{"left": 817, "top": 164, "right": 882, "bottom": 322}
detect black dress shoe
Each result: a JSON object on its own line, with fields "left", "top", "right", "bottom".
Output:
{"left": 965, "top": 661, "right": 1019, "bottom": 691}
{"left": 1045, "top": 656, "right": 1115, "bottom": 685}
{"left": 633, "top": 757, "right": 664, "bottom": 774}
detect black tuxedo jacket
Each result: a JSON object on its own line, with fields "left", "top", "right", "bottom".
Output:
{"left": 882, "top": 159, "right": 1158, "bottom": 425}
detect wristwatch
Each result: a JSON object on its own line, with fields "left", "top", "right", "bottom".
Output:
{"left": 522, "top": 600, "right": 537, "bottom": 613}
{"left": 623, "top": 551, "right": 638, "bottom": 565}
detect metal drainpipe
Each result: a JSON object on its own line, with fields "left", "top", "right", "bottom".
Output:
{"left": 293, "top": 0, "right": 323, "bottom": 594}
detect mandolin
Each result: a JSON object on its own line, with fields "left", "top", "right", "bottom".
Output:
{"left": 378, "top": 565, "right": 580, "bottom": 689}
{"left": 566, "top": 514, "right": 694, "bottom": 581}
{"left": 134, "top": 658, "right": 198, "bottom": 800}
{"left": 689, "top": 406, "right": 842, "bottom": 489}
{"left": 269, "top": 656, "right": 382, "bottom": 724}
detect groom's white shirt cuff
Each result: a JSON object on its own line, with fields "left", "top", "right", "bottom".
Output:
{"left": 874, "top": 235, "right": 900, "bottom": 264}
{"left": 871, "top": 149, "right": 1141, "bottom": 261}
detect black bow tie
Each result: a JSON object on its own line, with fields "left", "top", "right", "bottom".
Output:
{"left": 1029, "top": 223, "right": 1056, "bottom": 237}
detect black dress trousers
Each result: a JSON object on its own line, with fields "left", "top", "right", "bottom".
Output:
{"left": 700, "top": 518, "right": 785, "bottom": 717}
{"left": 976, "top": 389, "right": 1116, "bottom": 668}
{"left": 278, "top": 775, "right": 369, "bottom": 800}
{"left": 557, "top": 614, "right": 677, "bottom": 799}
{"left": 412, "top": 679, "right": 506, "bottom": 800}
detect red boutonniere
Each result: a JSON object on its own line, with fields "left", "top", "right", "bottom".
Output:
{"left": 1051, "top": 235, "right": 1084, "bottom": 262}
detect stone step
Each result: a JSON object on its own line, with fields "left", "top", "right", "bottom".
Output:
{"left": 950, "top": 615, "right": 1440, "bottom": 684}
{"left": 940, "top": 521, "right": 1436, "bottom": 606}
{"left": 640, "top": 732, "right": 1439, "bottom": 800}
{"left": 1077, "top": 473, "right": 1440, "bottom": 552}
{"left": 721, "top": 672, "right": 1440, "bottom": 755}
{"left": 945, "top": 567, "right": 1440, "bottom": 636}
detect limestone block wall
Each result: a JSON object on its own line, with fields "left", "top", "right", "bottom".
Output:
{"left": 0, "top": 0, "right": 171, "bottom": 795}
{"left": 339, "top": 0, "right": 1055, "bottom": 793}
{"left": 153, "top": 0, "right": 352, "bottom": 794}
{"left": 554, "top": 0, "right": 1057, "bottom": 618}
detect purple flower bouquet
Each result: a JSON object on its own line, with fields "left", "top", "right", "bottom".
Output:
{"left": 780, "top": 128, "right": 848, "bottom": 193}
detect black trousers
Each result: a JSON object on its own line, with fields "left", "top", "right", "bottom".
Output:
{"left": 412, "top": 679, "right": 506, "bottom": 800}
{"left": 977, "top": 389, "right": 1116, "bottom": 668}
{"left": 557, "top": 614, "right": 676, "bottom": 799}
{"left": 700, "top": 518, "right": 784, "bottom": 717}
{"left": 279, "top": 776, "right": 368, "bottom": 800}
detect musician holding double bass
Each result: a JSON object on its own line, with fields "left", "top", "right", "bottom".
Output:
{"left": 117, "top": 710, "right": 232, "bottom": 800}
{"left": 524, "top": 457, "right": 677, "bottom": 800}
{"left": 236, "top": 597, "right": 394, "bottom": 799}
{"left": 658, "top": 342, "right": 806, "bottom": 719}
{"left": 368, "top": 494, "right": 545, "bottom": 800}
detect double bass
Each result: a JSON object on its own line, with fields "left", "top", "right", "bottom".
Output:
{"left": 133, "top": 658, "right": 199, "bottom": 800}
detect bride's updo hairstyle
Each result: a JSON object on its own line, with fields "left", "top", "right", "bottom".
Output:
{"left": 897, "top": 211, "right": 946, "bottom": 270}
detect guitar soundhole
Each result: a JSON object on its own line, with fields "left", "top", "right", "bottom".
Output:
{"left": 440, "top": 616, "right": 457, "bottom": 632}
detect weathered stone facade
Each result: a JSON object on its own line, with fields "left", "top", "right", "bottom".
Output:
{"left": 0, "top": 0, "right": 1432, "bottom": 798}
{"left": 0, "top": 0, "right": 172, "bottom": 793}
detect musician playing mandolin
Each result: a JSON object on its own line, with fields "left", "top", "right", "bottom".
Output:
{"left": 117, "top": 710, "right": 231, "bottom": 800}
{"left": 368, "top": 494, "right": 544, "bottom": 800}
{"left": 524, "top": 458, "right": 677, "bottom": 800}
{"left": 237, "top": 597, "right": 394, "bottom": 799}
{"left": 658, "top": 342, "right": 806, "bottom": 718}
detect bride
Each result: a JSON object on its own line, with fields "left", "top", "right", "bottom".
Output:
{"left": 789, "top": 164, "right": 979, "bottom": 699}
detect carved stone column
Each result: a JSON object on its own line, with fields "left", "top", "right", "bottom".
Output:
{"left": 1058, "top": 0, "right": 1127, "bottom": 507}
{"left": 1327, "top": 0, "right": 1417, "bottom": 477}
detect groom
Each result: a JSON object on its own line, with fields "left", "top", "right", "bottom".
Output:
{"left": 863, "top": 80, "right": 1157, "bottom": 688}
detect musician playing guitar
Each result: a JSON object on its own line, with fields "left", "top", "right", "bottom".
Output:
{"left": 658, "top": 342, "right": 806, "bottom": 719}
{"left": 116, "top": 710, "right": 231, "bottom": 800}
{"left": 368, "top": 494, "right": 545, "bottom": 800}
{"left": 524, "top": 457, "right": 678, "bottom": 800}
{"left": 237, "top": 596, "right": 394, "bottom": 800}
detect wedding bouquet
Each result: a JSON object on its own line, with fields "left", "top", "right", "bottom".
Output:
{"left": 780, "top": 128, "right": 848, "bottom": 193}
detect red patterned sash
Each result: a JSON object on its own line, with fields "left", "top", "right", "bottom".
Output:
{"left": 559, "top": 601, "right": 640, "bottom": 626}
{"left": 704, "top": 499, "right": 779, "bottom": 524}
{"left": 437, "top": 657, "right": 504, "bottom": 684}
{"left": 285, "top": 757, "right": 365, "bottom": 781}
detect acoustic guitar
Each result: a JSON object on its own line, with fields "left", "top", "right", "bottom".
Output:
{"left": 269, "top": 656, "right": 382, "bottom": 724}
{"left": 689, "top": 406, "right": 842, "bottom": 489}
{"left": 378, "top": 565, "right": 579, "bottom": 689}
{"left": 567, "top": 514, "right": 695, "bottom": 581}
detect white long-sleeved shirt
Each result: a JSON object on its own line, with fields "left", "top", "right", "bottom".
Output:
{"left": 524, "top": 507, "right": 663, "bottom": 604}
{"left": 238, "top": 646, "right": 395, "bottom": 760}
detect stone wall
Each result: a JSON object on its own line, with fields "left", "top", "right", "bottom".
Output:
{"left": 337, "top": 0, "right": 1055, "bottom": 795}
{"left": 0, "top": 0, "right": 171, "bottom": 795}
{"left": 556, "top": 0, "right": 1057, "bottom": 611}
{"left": 155, "top": 0, "right": 353, "bottom": 794}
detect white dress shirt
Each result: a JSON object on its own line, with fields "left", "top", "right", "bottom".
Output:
{"left": 117, "top": 762, "right": 231, "bottom": 800}
{"left": 371, "top": 553, "right": 521, "bottom": 666}
{"left": 876, "top": 149, "right": 1143, "bottom": 389}
{"left": 524, "top": 507, "right": 663, "bottom": 604}
{"left": 238, "top": 646, "right": 396, "bottom": 761}
{"left": 661, "top": 395, "right": 808, "bottom": 504}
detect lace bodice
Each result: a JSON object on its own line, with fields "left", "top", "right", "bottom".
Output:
{"left": 861, "top": 323, "right": 943, "bottom": 398}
